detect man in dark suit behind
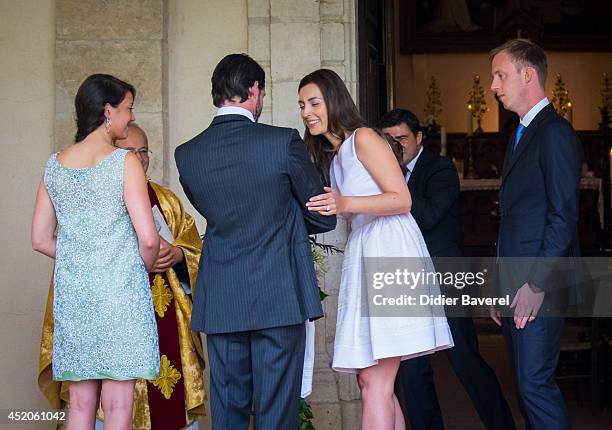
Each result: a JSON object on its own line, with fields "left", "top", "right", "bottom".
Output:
{"left": 490, "top": 39, "right": 582, "bottom": 430}
{"left": 175, "top": 54, "right": 336, "bottom": 429}
{"left": 380, "top": 109, "right": 515, "bottom": 430}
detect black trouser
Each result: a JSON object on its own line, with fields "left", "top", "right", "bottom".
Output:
{"left": 398, "top": 317, "right": 516, "bottom": 430}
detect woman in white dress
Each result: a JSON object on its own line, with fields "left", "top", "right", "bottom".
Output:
{"left": 298, "top": 69, "right": 453, "bottom": 430}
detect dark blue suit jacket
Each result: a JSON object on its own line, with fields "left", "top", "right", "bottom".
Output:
{"left": 175, "top": 114, "right": 336, "bottom": 333}
{"left": 497, "top": 103, "right": 582, "bottom": 305}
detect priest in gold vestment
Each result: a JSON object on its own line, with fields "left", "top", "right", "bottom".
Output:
{"left": 38, "top": 124, "right": 207, "bottom": 429}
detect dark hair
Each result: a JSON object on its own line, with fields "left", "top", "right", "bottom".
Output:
{"left": 74, "top": 74, "right": 135, "bottom": 143}
{"left": 378, "top": 108, "right": 421, "bottom": 136}
{"left": 211, "top": 53, "right": 265, "bottom": 107}
{"left": 489, "top": 38, "right": 548, "bottom": 88}
{"left": 298, "top": 69, "right": 367, "bottom": 183}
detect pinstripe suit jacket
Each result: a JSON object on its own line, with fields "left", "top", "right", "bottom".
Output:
{"left": 175, "top": 114, "right": 336, "bottom": 334}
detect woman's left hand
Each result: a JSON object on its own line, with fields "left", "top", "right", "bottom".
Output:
{"left": 306, "top": 187, "right": 344, "bottom": 216}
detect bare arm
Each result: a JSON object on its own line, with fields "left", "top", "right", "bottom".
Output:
{"left": 124, "top": 153, "right": 159, "bottom": 271}
{"left": 307, "top": 128, "right": 411, "bottom": 216}
{"left": 31, "top": 178, "right": 57, "bottom": 258}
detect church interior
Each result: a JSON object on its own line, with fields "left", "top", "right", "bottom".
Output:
{"left": 363, "top": 1, "right": 612, "bottom": 427}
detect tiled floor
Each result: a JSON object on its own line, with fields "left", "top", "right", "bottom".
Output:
{"left": 425, "top": 320, "right": 612, "bottom": 430}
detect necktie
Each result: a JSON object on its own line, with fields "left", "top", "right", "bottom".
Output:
{"left": 514, "top": 124, "right": 526, "bottom": 150}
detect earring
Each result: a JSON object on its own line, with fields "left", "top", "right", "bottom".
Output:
{"left": 105, "top": 117, "right": 112, "bottom": 133}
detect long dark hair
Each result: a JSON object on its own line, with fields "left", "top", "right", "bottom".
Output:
{"left": 298, "top": 69, "right": 367, "bottom": 184}
{"left": 74, "top": 74, "right": 135, "bottom": 143}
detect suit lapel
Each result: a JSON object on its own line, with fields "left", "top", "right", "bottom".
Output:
{"left": 501, "top": 104, "right": 555, "bottom": 184}
{"left": 407, "top": 147, "right": 432, "bottom": 187}
{"left": 501, "top": 133, "right": 514, "bottom": 179}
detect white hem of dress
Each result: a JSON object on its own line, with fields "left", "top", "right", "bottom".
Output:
{"left": 332, "top": 322, "right": 454, "bottom": 374}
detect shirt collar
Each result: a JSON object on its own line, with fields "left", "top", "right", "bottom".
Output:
{"left": 216, "top": 106, "right": 255, "bottom": 122}
{"left": 520, "top": 97, "right": 549, "bottom": 128}
{"left": 406, "top": 146, "right": 424, "bottom": 173}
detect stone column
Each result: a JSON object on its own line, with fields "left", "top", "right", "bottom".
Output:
{"left": 318, "top": 2, "right": 362, "bottom": 428}
{"left": 55, "top": 0, "right": 166, "bottom": 182}
{"left": 269, "top": 0, "right": 321, "bottom": 130}
{"left": 247, "top": 0, "right": 272, "bottom": 124}
{"left": 248, "top": 1, "right": 357, "bottom": 428}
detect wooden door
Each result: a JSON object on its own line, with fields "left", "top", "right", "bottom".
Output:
{"left": 358, "top": 0, "right": 391, "bottom": 125}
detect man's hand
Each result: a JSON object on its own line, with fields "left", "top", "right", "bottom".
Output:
{"left": 510, "top": 282, "right": 545, "bottom": 329}
{"left": 151, "top": 237, "right": 184, "bottom": 273}
{"left": 490, "top": 305, "right": 502, "bottom": 327}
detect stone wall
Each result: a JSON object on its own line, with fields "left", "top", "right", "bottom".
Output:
{"left": 247, "top": 1, "right": 358, "bottom": 428}
{"left": 165, "top": 0, "right": 248, "bottom": 233}
{"left": 55, "top": 0, "right": 166, "bottom": 182}
{"left": 0, "top": 1, "right": 56, "bottom": 425}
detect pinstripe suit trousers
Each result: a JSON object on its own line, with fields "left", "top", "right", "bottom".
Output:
{"left": 207, "top": 324, "right": 306, "bottom": 430}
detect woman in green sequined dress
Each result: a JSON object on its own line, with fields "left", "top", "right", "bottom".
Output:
{"left": 32, "top": 74, "right": 160, "bottom": 429}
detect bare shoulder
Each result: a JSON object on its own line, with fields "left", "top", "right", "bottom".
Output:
{"left": 124, "top": 151, "right": 140, "bottom": 167}
{"left": 354, "top": 127, "right": 388, "bottom": 155}
{"left": 354, "top": 127, "right": 384, "bottom": 144}
{"left": 55, "top": 144, "right": 79, "bottom": 163}
{"left": 124, "top": 151, "right": 145, "bottom": 178}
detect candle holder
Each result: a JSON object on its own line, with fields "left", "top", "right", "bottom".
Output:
{"left": 600, "top": 106, "right": 612, "bottom": 249}
{"left": 600, "top": 72, "right": 612, "bottom": 129}
{"left": 440, "top": 127, "right": 447, "bottom": 157}
{"left": 467, "top": 75, "right": 487, "bottom": 133}
{"left": 467, "top": 104, "right": 474, "bottom": 136}
{"left": 423, "top": 76, "right": 443, "bottom": 135}
{"left": 551, "top": 74, "right": 573, "bottom": 124}
{"left": 463, "top": 136, "right": 477, "bottom": 179}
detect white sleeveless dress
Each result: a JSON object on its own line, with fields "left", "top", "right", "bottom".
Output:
{"left": 331, "top": 130, "right": 454, "bottom": 373}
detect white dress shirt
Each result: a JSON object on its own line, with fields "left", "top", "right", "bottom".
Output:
{"left": 405, "top": 146, "right": 424, "bottom": 182}
{"left": 216, "top": 106, "right": 255, "bottom": 122}
{"left": 520, "top": 97, "right": 550, "bottom": 127}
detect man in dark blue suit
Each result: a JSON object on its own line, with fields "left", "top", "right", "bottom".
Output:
{"left": 380, "top": 109, "right": 515, "bottom": 430}
{"left": 175, "top": 54, "right": 336, "bottom": 429}
{"left": 490, "top": 39, "right": 582, "bottom": 430}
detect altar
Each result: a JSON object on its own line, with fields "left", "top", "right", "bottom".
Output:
{"left": 458, "top": 177, "right": 605, "bottom": 255}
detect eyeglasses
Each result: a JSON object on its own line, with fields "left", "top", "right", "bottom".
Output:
{"left": 133, "top": 148, "right": 152, "bottom": 157}
{"left": 124, "top": 148, "right": 152, "bottom": 157}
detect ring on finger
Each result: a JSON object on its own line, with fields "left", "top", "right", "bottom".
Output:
{"left": 326, "top": 205, "right": 331, "bottom": 211}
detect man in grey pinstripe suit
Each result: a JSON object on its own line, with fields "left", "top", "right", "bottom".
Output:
{"left": 175, "top": 54, "right": 336, "bottom": 429}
